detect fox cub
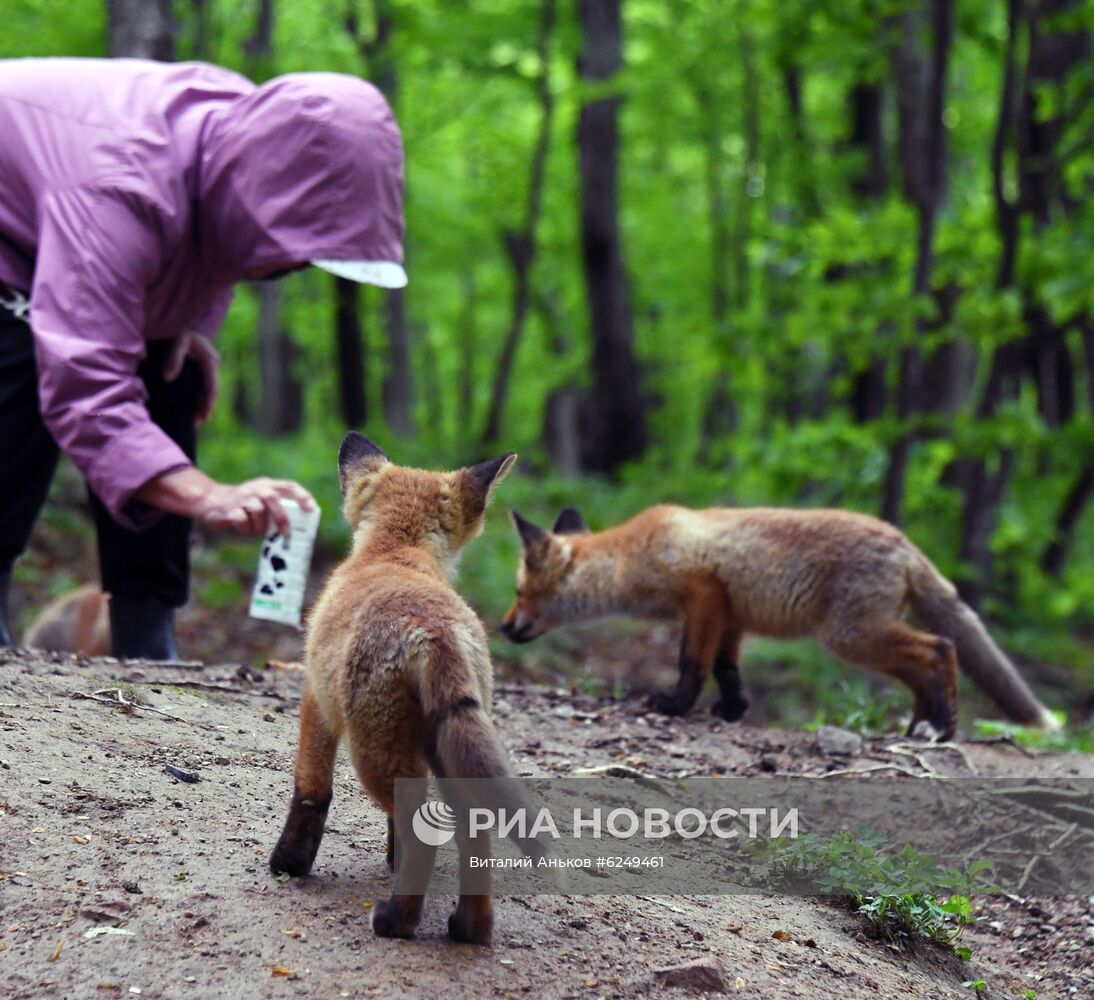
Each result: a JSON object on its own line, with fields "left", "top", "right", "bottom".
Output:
{"left": 22, "top": 585, "right": 110, "bottom": 656}
{"left": 500, "top": 505, "right": 1058, "bottom": 741}
{"left": 271, "top": 433, "right": 530, "bottom": 945}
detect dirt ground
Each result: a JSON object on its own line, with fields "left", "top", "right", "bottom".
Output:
{"left": 1, "top": 648, "right": 1091, "bottom": 1000}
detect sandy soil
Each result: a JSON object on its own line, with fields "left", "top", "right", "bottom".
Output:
{"left": 1, "top": 648, "right": 1091, "bottom": 999}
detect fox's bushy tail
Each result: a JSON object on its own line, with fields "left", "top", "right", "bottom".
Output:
{"left": 908, "top": 561, "right": 1058, "bottom": 730}
{"left": 417, "top": 641, "right": 550, "bottom": 861}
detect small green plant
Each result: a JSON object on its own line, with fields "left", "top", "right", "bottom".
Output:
{"left": 962, "top": 979, "right": 987, "bottom": 996}
{"left": 806, "top": 679, "right": 903, "bottom": 735}
{"left": 756, "top": 830, "right": 994, "bottom": 950}
{"left": 973, "top": 716, "right": 1093, "bottom": 754}
{"left": 572, "top": 672, "right": 604, "bottom": 699}
{"left": 1022, "top": 989, "right": 1038, "bottom": 999}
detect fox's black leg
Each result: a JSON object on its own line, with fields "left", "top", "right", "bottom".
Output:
{"left": 448, "top": 821, "right": 494, "bottom": 945}
{"left": 648, "top": 586, "right": 730, "bottom": 719}
{"left": 712, "top": 628, "right": 749, "bottom": 721}
{"left": 386, "top": 816, "right": 396, "bottom": 870}
{"left": 916, "top": 637, "right": 957, "bottom": 740}
{"left": 818, "top": 621, "right": 958, "bottom": 742}
{"left": 648, "top": 628, "right": 704, "bottom": 717}
{"left": 270, "top": 790, "right": 332, "bottom": 876}
{"left": 270, "top": 684, "right": 338, "bottom": 877}
{"left": 372, "top": 781, "right": 436, "bottom": 939}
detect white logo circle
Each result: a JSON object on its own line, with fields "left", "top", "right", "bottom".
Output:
{"left": 412, "top": 800, "right": 457, "bottom": 846}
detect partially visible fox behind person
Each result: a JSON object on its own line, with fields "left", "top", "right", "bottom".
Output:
{"left": 500, "top": 505, "right": 1060, "bottom": 741}
{"left": 23, "top": 585, "right": 110, "bottom": 655}
{"left": 270, "top": 433, "right": 545, "bottom": 946}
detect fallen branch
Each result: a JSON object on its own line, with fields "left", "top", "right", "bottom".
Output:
{"left": 71, "top": 688, "right": 203, "bottom": 728}
{"left": 967, "top": 734, "right": 1036, "bottom": 758}
{"left": 572, "top": 763, "right": 671, "bottom": 793}
{"left": 123, "top": 678, "right": 284, "bottom": 699}
{"left": 635, "top": 895, "right": 687, "bottom": 913}
{"left": 885, "top": 740, "right": 979, "bottom": 775}
{"left": 808, "top": 763, "right": 933, "bottom": 779}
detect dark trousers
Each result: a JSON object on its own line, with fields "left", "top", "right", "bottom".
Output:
{"left": 0, "top": 307, "right": 198, "bottom": 607}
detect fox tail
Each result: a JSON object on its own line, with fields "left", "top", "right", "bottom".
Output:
{"left": 417, "top": 641, "right": 550, "bottom": 862}
{"left": 908, "top": 560, "right": 1059, "bottom": 730}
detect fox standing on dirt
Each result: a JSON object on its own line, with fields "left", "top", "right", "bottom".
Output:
{"left": 500, "top": 505, "right": 1059, "bottom": 741}
{"left": 270, "top": 432, "right": 533, "bottom": 945}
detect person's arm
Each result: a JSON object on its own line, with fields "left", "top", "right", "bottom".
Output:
{"left": 135, "top": 468, "right": 314, "bottom": 538}
{"left": 31, "top": 190, "right": 191, "bottom": 530}
{"left": 32, "top": 190, "right": 312, "bottom": 535}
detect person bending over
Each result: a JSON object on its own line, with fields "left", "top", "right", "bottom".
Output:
{"left": 0, "top": 57, "right": 407, "bottom": 658}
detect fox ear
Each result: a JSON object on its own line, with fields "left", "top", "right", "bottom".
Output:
{"left": 462, "top": 452, "right": 517, "bottom": 520}
{"left": 511, "top": 510, "right": 548, "bottom": 552}
{"left": 552, "top": 507, "right": 589, "bottom": 535}
{"left": 466, "top": 451, "right": 517, "bottom": 496}
{"left": 338, "top": 431, "right": 388, "bottom": 493}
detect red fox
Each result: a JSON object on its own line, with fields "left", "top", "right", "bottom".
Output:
{"left": 270, "top": 433, "right": 541, "bottom": 945}
{"left": 499, "top": 505, "right": 1060, "bottom": 740}
{"left": 23, "top": 585, "right": 110, "bottom": 656}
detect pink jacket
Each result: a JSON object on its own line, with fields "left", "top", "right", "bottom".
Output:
{"left": 0, "top": 58, "right": 403, "bottom": 528}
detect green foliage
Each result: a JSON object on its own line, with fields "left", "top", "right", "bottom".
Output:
{"left": 805, "top": 679, "right": 903, "bottom": 735}
{"left": 759, "top": 830, "right": 994, "bottom": 952}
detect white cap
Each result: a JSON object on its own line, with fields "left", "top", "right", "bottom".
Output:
{"left": 311, "top": 259, "right": 408, "bottom": 288}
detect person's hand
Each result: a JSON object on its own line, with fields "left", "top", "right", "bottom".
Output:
{"left": 164, "top": 331, "right": 220, "bottom": 422}
{"left": 194, "top": 478, "right": 316, "bottom": 538}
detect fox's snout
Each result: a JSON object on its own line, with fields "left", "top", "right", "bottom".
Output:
{"left": 499, "top": 610, "right": 539, "bottom": 644}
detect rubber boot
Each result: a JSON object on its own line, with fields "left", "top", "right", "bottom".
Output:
{"left": 109, "top": 594, "right": 178, "bottom": 660}
{"left": 0, "top": 572, "right": 12, "bottom": 647}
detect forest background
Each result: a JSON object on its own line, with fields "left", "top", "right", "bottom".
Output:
{"left": 5, "top": 0, "right": 1094, "bottom": 736}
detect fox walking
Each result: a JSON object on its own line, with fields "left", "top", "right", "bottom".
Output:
{"left": 500, "top": 505, "right": 1058, "bottom": 740}
{"left": 270, "top": 433, "right": 537, "bottom": 945}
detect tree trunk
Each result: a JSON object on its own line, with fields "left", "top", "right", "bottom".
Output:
{"left": 880, "top": 0, "right": 953, "bottom": 526}
{"left": 380, "top": 289, "right": 413, "bottom": 435}
{"left": 255, "top": 282, "right": 302, "bottom": 436}
{"left": 575, "top": 0, "right": 647, "bottom": 473}
{"left": 734, "top": 3, "right": 760, "bottom": 313}
{"left": 1025, "top": 0, "right": 1092, "bottom": 573}
{"left": 1017, "top": 1, "right": 1088, "bottom": 428}
{"left": 1041, "top": 320, "right": 1094, "bottom": 577}
{"left": 243, "top": 0, "right": 275, "bottom": 66}
{"left": 458, "top": 268, "right": 478, "bottom": 434}
{"left": 1041, "top": 467, "right": 1094, "bottom": 578}
{"left": 847, "top": 81, "right": 890, "bottom": 424}
{"left": 238, "top": 0, "right": 300, "bottom": 438}
{"left": 955, "top": 0, "right": 1091, "bottom": 599}
{"left": 536, "top": 289, "right": 582, "bottom": 475}
{"left": 107, "top": 0, "right": 175, "bottom": 59}
{"left": 344, "top": 0, "right": 413, "bottom": 435}
{"left": 849, "top": 83, "right": 888, "bottom": 200}
{"left": 694, "top": 76, "right": 736, "bottom": 444}
{"left": 543, "top": 387, "right": 584, "bottom": 477}
{"left": 334, "top": 277, "right": 367, "bottom": 428}
{"left": 374, "top": 3, "right": 413, "bottom": 436}
{"left": 481, "top": 0, "right": 557, "bottom": 447}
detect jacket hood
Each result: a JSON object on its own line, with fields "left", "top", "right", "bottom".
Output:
{"left": 198, "top": 72, "right": 404, "bottom": 278}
